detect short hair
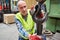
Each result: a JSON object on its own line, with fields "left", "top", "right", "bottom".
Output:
{"left": 17, "top": 0, "right": 24, "bottom": 7}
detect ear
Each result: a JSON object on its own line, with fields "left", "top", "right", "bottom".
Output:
{"left": 17, "top": 7, "right": 20, "bottom": 11}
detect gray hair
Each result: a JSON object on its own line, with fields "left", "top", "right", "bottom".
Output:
{"left": 17, "top": 0, "right": 24, "bottom": 7}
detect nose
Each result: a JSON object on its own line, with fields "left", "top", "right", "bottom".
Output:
{"left": 23, "top": 8, "right": 26, "bottom": 11}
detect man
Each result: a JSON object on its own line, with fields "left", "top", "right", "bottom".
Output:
{"left": 15, "top": 1, "right": 35, "bottom": 40}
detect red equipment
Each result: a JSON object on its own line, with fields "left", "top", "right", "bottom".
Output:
{"left": 0, "top": 5, "right": 2, "bottom": 11}
{"left": 30, "top": 35, "right": 42, "bottom": 40}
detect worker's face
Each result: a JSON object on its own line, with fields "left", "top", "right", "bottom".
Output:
{"left": 18, "top": 2, "right": 27, "bottom": 16}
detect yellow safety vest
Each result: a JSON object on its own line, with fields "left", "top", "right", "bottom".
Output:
{"left": 15, "top": 10, "right": 35, "bottom": 39}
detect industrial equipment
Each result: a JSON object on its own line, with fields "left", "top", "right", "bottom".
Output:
{"left": 46, "top": 0, "right": 60, "bottom": 33}
{"left": 30, "top": 0, "right": 47, "bottom": 40}
{"left": 0, "top": 0, "right": 11, "bottom": 22}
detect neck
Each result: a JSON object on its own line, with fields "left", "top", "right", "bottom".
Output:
{"left": 21, "top": 13, "right": 28, "bottom": 17}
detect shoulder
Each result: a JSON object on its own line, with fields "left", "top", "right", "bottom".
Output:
{"left": 16, "top": 12, "right": 20, "bottom": 15}
{"left": 15, "top": 12, "right": 21, "bottom": 16}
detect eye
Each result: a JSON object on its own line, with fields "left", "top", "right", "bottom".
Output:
{"left": 20, "top": 7, "right": 23, "bottom": 9}
{"left": 24, "top": 6, "right": 26, "bottom": 8}
{"left": 19, "top": 6, "right": 26, "bottom": 9}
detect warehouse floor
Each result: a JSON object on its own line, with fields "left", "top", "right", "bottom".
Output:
{"left": 0, "top": 23, "right": 60, "bottom": 40}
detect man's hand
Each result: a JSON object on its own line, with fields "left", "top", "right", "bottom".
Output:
{"left": 30, "top": 5, "right": 35, "bottom": 10}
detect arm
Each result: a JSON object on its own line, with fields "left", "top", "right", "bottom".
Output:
{"left": 15, "top": 17, "right": 29, "bottom": 38}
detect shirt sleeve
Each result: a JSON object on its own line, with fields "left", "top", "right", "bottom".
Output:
{"left": 15, "top": 17, "right": 29, "bottom": 38}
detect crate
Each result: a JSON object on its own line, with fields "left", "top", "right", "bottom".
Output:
{"left": 3, "top": 14, "right": 15, "bottom": 24}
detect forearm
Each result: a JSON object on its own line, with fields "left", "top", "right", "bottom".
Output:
{"left": 15, "top": 17, "right": 29, "bottom": 38}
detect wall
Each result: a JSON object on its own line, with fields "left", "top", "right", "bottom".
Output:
{"left": 24, "top": 0, "right": 37, "bottom": 9}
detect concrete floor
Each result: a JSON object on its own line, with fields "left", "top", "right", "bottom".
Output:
{"left": 0, "top": 23, "right": 60, "bottom": 40}
{"left": 0, "top": 23, "right": 18, "bottom": 40}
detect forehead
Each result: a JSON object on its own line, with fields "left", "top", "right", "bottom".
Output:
{"left": 18, "top": 1, "right": 26, "bottom": 7}
{"left": 20, "top": 3, "right": 26, "bottom": 7}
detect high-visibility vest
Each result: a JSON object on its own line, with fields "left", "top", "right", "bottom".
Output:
{"left": 15, "top": 10, "right": 35, "bottom": 39}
